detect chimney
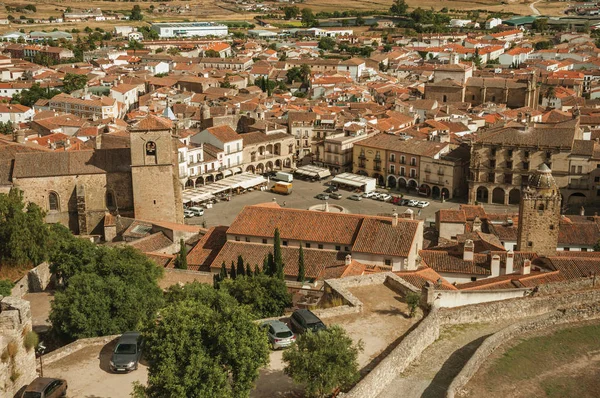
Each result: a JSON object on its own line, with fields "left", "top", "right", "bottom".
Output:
{"left": 506, "top": 250, "right": 514, "bottom": 274}
{"left": 521, "top": 259, "right": 531, "bottom": 275}
{"left": 345, "top": 254, "right": 352, "bottom": 266}
{"left": 525, "top": 112, "right": 531, "bottom": 125}
{"left": 491, "top": 254, "right": 501, "bottom": 277}
{"left": 14, "top": 129, "right": 24, "bottom": 144}
{"left": 463, "top": 239, "right": 474, "bottom": 261}
{"left": 392, "top": 211, "right": 398, "bottom": 227}
{"left": 95, "top": 133, "right": 102, "bottom": 149}
{"left": 404, "top": 208, "right": 414, "bottom": 220}
{"left": 472, "top": 216, "right": 482, "bottom": 232}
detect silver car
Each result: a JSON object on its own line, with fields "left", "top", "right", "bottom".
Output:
{"left": 261, "top": 320, "right": 296, "bottom": 350}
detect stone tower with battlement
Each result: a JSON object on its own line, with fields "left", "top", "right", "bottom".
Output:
{"left": 516, "top": 163, "right": 561, "bottom": 257}
{"left": 129, "top": 115, "right": 184, "bottom": 224}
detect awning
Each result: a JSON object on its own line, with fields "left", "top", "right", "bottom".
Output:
{"left": 231, "top": 167, "right": 242, "bottom": 174}
{"left": 239, "top": 175, "right": 267, "bottom": 189}
{"left": 223, "top": 169, "right": 233, "bottom": 177}
{"left": 332, "top": 175, "right": 364, "bottom": 188}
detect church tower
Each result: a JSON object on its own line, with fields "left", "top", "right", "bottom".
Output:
{"left": 129, "top": 115, "right": 184, "bottom": 224}
{"left": 516, "top": 164, "right": 560, "bottom": 257}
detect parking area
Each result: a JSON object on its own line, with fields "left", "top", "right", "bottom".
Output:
{"left": 43, "top": 338, "right": 147, "bottom": 398}
{"left": 187, "top": 177, "right": 518, "bottom": 228}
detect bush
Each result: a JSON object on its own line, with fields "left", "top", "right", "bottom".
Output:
{"left": 10, "top": 369, "right": 20, "bottom": 383}
{"left": 1, "top": 348, "right": 9, "bottom": 363}
{"left": 406, "top": 292, "right": 421, "bottom": 317}
{"left": 7, "top": 340, "right": 17, "bottom": 359}
{"left": 23, "top": 331, "right": 38, "bottom": 351}
{"left": 0, "top": 279, "right": 13, "bottom": 296}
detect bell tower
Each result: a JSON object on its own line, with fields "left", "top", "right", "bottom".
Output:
{"left": 516, "top": 164, "right": 561, "bottom": 257}
{"left": 129, "top": 115, "right": 184, "bottom": 224}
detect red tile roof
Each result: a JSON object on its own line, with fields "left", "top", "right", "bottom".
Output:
{"left": 206, "top": 125, "right": 240, "bottom": 143}
{"left": 129, "top": 114, "right": 173, "bottom": 131}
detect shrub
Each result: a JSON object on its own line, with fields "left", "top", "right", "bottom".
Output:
{"left": 1, "top": 348, "right": 9, "bottom": 363}
{"left": 23, "top": 331, "right": 38, "bottom": 351}
{"left": 406, "top": 292, "right": 421, "bottom": 317}
{"left": 0, "top": 279, "right": 13, "bottom": 296}
{"left": 10, "top": 368, "right": 20, "bottom": 383}
{"left": 7, "top": 340, "right": 18, "bottom": 359}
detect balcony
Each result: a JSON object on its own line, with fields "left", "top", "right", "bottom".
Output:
{"left": 568, "top": 182, "right": 590, "bottom": 190}
{"left": 358, "top": 163, "right": 366, "bottom": 169}
{"left": 374, "top": 166, "right": 382, "bottom": 171}
{"left": 358, "top": 153, "right": 366, "bottom": 160}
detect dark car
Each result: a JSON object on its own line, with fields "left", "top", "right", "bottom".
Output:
{"left": 22, "top": 377, "right": 67, "bottom": 398}
{"left": 110, "top": 331, "right": 143, "bottom": 373}
{"left": 290, "top": 309, "right": 326, "bottom": 334}
{"left": 315, "top": 193, "right": 329, "bottom": 200}
{"left": 325, "top": 185, "right": 339, "bottom": 193}
{"left": 330, "top": 192, "right": 342, "bottom": 199}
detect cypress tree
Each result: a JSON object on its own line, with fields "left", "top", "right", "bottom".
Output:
{"left": 237, "top": 255, "right": 245, "bottom": 276}
{"left": 267, "top": 252, "right": 275, "bottom": 277}
{"left": 255, "top": 263, "right": 261, "bottom": 276}
{"left": 262, "top": 256, "right": 268, "bottom": 275}
{"left": 273, "top": 228, "right": 284, "bottom": 279}
{"left": 174, "top": 238, "right": 187, "bottom": 269}
{"left": 297, "top": 244, "right": 305, "bottom": 282}
{"left": 230, "top": 261, "right": 237, "bottom": 279}
{"left": 220, "top": 261, "right": 228, "bottom": 280}
{"left": 246, "top": 262, "right": 252, "bottom": 277}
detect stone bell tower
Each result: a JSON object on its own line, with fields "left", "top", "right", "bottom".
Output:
{"left": 516, "top": 163, "right": 561, "bottom": 257}
{"left": 129, "top": 114, "right": 184, "bottom": 224}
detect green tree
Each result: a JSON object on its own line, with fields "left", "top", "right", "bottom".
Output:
{"left": 230, "top": 261, "right": 237, "bottom": 279}
{"left": 273, "top": 228, "right": 284, "bottom": 279}
{"left": 138, "top": 283, "right": 269, "bottom": 397}
{"left": 130, "top": 5, "right": 143, "bottom": 21}
{"left": 534, "top": 40, "right": 553, "bottom": 50}
{"left": 0, "top": 279, "right": 14, "bottom": 296}
{"left": 301, "top": 8, "right": 316, "bottom": 27}
{"left": 204, "top": 49, "right": 220, "bottom": 57}
{"left": 49, "top": 234, "right": 97, "bottom": 286}
{"left": 237, "top": 255, "right": 245, "bottom": 277}
{"left": 284, "top": 5, "right": 300, "bottom": 20}
{"left": 174, "top": 239, "right": 188, "bottom": 270}
{"left": 220, "top": 274, "right": 292, "bottom": 318}
{"left": 246, "top": 262, "right": 252, "bottom": 277}
{"left": 318, "top": 36, "right": 336, "bottom": 51}
{"left": 62, "top": 73, "right": 88, "bottom": 94}
{"left": 127, "top": 40, "right": 144, "bottom": 52}
{"left": 49, "top": 246, "right": 164, "bottom": 340}
{"left": 532, "top": 18, "right": 548, "bottom": 32}
{"left": 11, "top": 83, "right": 60, "bottom": 107}
{"left": 355, "top": 15, "right": 365, "bottom": 26}
{"left": 0, "top": 121, "right": 14, "bottom": 135}
{"left": 0, "top": 188, "right": 50, "bottom": 266}
{"left": 297, "top": 244, "right": 305, "bottom": 282}
{"left": 283, "top": 326, "right": 363, "bottom": 398}
{"left": 390, "top": 0, "right": 408, "bottom": 16}
{"left": 167, "top": 47, "right": 180, "bottom": 56}
{"left": 406, "top": 292, "right": 421, "bottom": 317}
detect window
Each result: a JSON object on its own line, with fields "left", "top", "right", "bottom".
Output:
{"left": 582, "top": 248, "right": 588, "bottom": 252}
{"left": 390, "top": 153, "right": 396, "bottom": 162}
{"left": 571, "top": 165, "right": 576, "bottom": 174}
{"left": 507, "top": 149, "right": 513, "bottom": 157}
{"left": 578, "top": 165, "right": 583, "bottom": 174}
{"left": 106, "top": 191, "right": 115, "bottom": 208}
{"left": 490, "top": 159, "right": 496, "bottom": 168}
{"left": 401, "top": 156, "right": 405, "bottom": 164}
{"left": 443, "top": 95, "right": 447, "bottom": 102}
{"left": 283, "top": 241, "right": 288, "bottom": 246}
{"left": 390, "top": 165, "right": 395, "bottom": 174}
{"left": 335, "top": 245, "right": 341, "bottom": 251}
{"left": 345, "top": 246, "right": 350, "bottom": 252}
{"left": 595, "top": 177, "right": 600, "bottom": 182}
{"left": 564, "top": 247, "right": 570, "bottom": 251}
{"left": 305, "top": 243, "right": 311, "bottom": 248}
{"left": 384, "top": 259, "right": 391, "bottom": 266}
{"left": 524, "top": 150, "right": 530, "bottom": 158}
{"left": 549, "top": 225, "right": 554, "bottom": 230}
{"left": 235, "top": 236, "right": 240, "bottom": 241}
{"left": 528, "top": 241, "right": 533, "bottom": 247}
{"left": 410, "top": 157, "right": 416, "bottom": 166}
{"left": 491, "top": 148, "right": 497, "bottom": 156}
{"left": 318, "top": 244, "right": 323, "bottom": 249}
{"left": 48, "top": 192, "right": 59, "bottom": 211}
{"left": 262, "top": 238, "right": 267, "bottom": 244}
{"left": 506, "top": 161, "right": 513, "bottom": 169}
{"left": 145, "top": 141, "right": 156, "bottom": 156}
{"left": 471, "top": 277, "right": 477, "bottom": 282}
{"left": 523, "top": 161, "right": 529, "bottom": 170}
{"left": 538, "top": 204, "right": 545, "bottom": 211}
{"left": 245, "top": 237, "right": 250, "bottom": 242}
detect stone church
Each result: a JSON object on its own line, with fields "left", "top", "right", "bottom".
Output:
{"left": 0, "top": 114, "right": 183, "bottom": 236}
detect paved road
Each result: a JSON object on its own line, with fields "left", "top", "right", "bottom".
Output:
{"left": 187, "top": 178, "right": 518, "bottom": 228}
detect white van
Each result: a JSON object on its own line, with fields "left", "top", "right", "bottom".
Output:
{"left": 189, "top": 207, "right": 205, "bottom": 216}
{"left": 274, "top": 171, "right": 294, "bottom": 183}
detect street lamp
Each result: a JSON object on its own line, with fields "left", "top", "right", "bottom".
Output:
{"left": 36, "top": 342, "right": 46, "bottom": 377}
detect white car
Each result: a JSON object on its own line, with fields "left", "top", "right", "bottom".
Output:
{"left": 184, "top": 210, "right": 195, "bottom": 218}
{"left": 417, "top": 201, "right": 430, "bottom": 208}
{"left": 407, "top": 200, "right": 419, "bottom": 207}
{"left": 362, "top": 191, "right": 375, "bottom": 198}
{"left": 379, "top": 193, "right": 392, "bottom": 202}
{"left": 189, "top": 206, "right": 205, "bottom": 216}
{"left": 349, "top": 194, "right": 362, "bottom": 201}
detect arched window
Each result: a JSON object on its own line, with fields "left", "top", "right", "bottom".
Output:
{"left": 48, "top": 192, "right": 59, "bottom": 211}
{"left": 538, "top": 203, "right": 545, "bottom": 211}
{"left": 443, "top": 95, "right": 447, "bottom": 103}
{"left": 146, "top": 141, "right": 156, "bottom": 156}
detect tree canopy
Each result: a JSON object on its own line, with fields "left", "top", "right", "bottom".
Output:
{"left": 11, "top": 83, "right": 60, "bottom": 107}
{"left": 283, "top": 5, "right": 300, "bottom": 20}
{"left": 390, "top": 0, "right": 408, "bottom": 16}
{"left": 283, "top": 326, "right": 363, "bottom": 398}
{"left": 301, "top": 8, "right": 316, "bottom": 27}
{"left": 130, "top": 5, "right": 143, "bottom": 21}
{"left": 49, "top": 245, "right": 164, "bottom": 340}
{"left": 62, "top": 73, "right": 89, "bottom": 94}
{"left": 219, "top": 273, "right": 291, "bottom": 318}
{"left": 286, "top": 64, "right": 311, "bottom": 84}
{"left": 136, "top": 283, "right": 269, "bottom": 398}
{"left": 318, "top": 37, "right": 336, "bottom": 51}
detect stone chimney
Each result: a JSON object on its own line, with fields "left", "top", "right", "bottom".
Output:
{"left": 506, "top": 250, "right": 514, "bottom": 274}
{"left": 464, "top": 239, "right": 474, "bottom": 261}
{"left": 392, "top": 211, "right": 398, "bottom": 227}
{"left": 14, "top": 129, "right": 24, "bottom": 144}
{"left": 345, "top": 254, "right": 352, "bottom": 266}
{"left": 521, "top": 259, "right": 531, "bottom": 275}
{"left": 404, "top": 208, "right": 414, "bottom": 220}
{"left": 491, "top": 254, "right": 501, "bottom": 277}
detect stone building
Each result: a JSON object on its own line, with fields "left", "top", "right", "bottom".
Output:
{"left": 468, "top": 117, "right": 599, "bottom": 206}
{"left": 516, "top": 164, "right": 561, "bottom": 257}
{"left": 424, "top": 75, "right": 539, "bottom": 109}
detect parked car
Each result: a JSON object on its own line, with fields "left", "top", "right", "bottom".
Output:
{"left": 183, "top": 210, "right": 194, "bottom": 218}
{"left": 379, "top": 193, "right": 392, "bottom": 202}
{"left": 407, "top": 200, "right": 419, "bottom": 207}
{"left": 330, "top": 192, "right": 342, "bottom": 199}
{"left": 349, "top": 194, "right": 362, "bottom": 201}
{"left": 417, "top": 201, "right": 430, "bottom": 208}
{"left": 110, "top": 332, "right": 143, "bottom": 373}
{"left": 21, "top": 378, "right": 67, "bottom": 398}
{"left": 290, "top": 309, "right": 327, "bottom": 334}
{"left": 261, "top": 320, "right": 296, "bottom": 350}
{"left": 362, "top": 191, "right": 375, "bottom": 198}
{"left": 371, "top": 192, "right": 382, "bottom": 200}
{"left": 400, "top": 199, "right": 410, "bottom": 206}
{"left": 189, "top": 206, "right": 204, "bottom": 216}
{"left": 325, "top": 185, "right": 339, "bottom": 193}
{"left": 315, "top": 193, "right": 330, "bottom": 200}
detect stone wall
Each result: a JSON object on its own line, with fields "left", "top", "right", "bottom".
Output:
{"left": 41, "top": 335, "right": 119, "bottom": 367}
{"left": 446, "top": 302, "right": 600, "bottom": 398}
{"left": 0, "top": 297, "right": 37, "bottom": 398}
{"left": 10, "top": 263, "right": 53, "bottom": 299}
{"left": 536, "top": 276, "right": 596, "bottom": 295}
{"left": 431, "top": 287, "right": 531, "bottom": 308}
{"left": 340, "top": 309, "right": 440, "bottom": 398}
